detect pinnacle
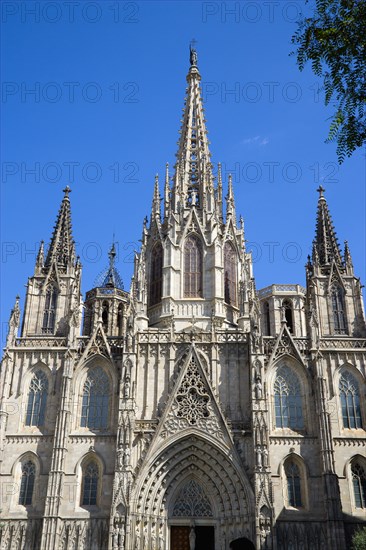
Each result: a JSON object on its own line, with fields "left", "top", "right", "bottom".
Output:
{"left": 314, "top": 187, "right": 342, "bottom": 267}
{"left": 44, "top": 187, "right": 75, "bottom": 271}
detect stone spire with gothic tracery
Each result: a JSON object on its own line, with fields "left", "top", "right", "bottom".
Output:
{"left": 171, "top": 47, "right": 215, "bottom": 214}
{"left": 44, "top": 186, "right": 76, "bottom": 273}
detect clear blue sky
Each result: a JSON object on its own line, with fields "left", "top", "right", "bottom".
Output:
{"left": 1, "top": 1, "right": 365, "bottom": 344}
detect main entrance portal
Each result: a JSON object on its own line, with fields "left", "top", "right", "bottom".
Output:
{"left": 170, "top": 526, "right": 215, "bottom": 550}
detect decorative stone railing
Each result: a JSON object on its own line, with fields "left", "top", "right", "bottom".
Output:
{"left": 257, "top": 284, "right": 306, "bottom": 298}
{"left": 15, "top": 337, "right": 67, "bottom": 348}
{"left": 319, "top": 338, "right": 366, "bottom": 350}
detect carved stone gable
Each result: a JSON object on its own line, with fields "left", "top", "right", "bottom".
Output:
{"left": 161, "top": 352, "right": 225, "bottom": 440}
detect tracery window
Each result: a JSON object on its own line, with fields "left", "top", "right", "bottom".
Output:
{"left": 274, "top": 366, "right": 304, "bottom": 430}
{"left": 42, "top": 286, "right": 58, "bottom": 334}
{"left": 285, "top": 460, "right": 302, "bottom": 508}
{"left": 224, "top": 241, "right": 237, "bottom": 306}
{"left": 149, "top": 243, "right": 163, "bottom": 306}
{"left": 117, "top": 303, "right": 124, "bottom": 336}
{"left": 25, "top": 370, "right": 48, "bottom": 427}
{"left": 81, "top": 460, "right": 99, "bottom": 506}
{"left": 339, "top": 371, "right": 362, "bottom": 429}
{"left": 172, "top": 479, "right": 213, "bottom": 517}
{"left": 19, "top": 460, "right": 36, "bottom": 506}
{"left": 184, "top": 235, "right": 202, "bottom": 298}
{"left": 331, "top": 286, "right": 347, "bottom": 334}
{"left": 80, "top": 367, "right": 110, "bottom": 430}
{"left": 351, "top": 462, "right": 366, "bottom": 508}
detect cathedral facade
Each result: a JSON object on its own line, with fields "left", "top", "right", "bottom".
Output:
{"left": 1, "top": 50, "right": 366, "bottom": 550}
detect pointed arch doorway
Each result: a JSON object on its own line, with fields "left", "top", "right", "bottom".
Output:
{"left": 170, "top": 479, "right": 215, "bottom": 550}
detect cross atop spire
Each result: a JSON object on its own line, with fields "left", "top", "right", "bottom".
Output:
{"left": 313, "top": 187, "right": 342, "bottom": 268}
{"left": 45, "top": 187, "right": 75, "bottom": 272}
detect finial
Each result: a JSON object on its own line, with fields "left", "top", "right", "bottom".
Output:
{"left": 317, "top": 185, "right": 325, "bottom": 199}
{"left": 63, "top": 185, "right": 71, "bottom": 197}
{"left": 108, "top": 242, "right": 116, "bottom": 264}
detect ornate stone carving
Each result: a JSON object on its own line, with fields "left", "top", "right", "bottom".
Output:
{"left": 172, "top": 479, "right": 213, "bottom": 517}
{"left": 162, "top": 355, "right": 223, "bottom": 439}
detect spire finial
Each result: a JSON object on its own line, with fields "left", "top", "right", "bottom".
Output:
{"left": 63, "top": 185, "right": 71, "bottom": 197}
{"left": 317, "top": 185, "right": 325, "bottom": 199}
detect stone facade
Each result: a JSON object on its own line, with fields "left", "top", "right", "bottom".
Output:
{"left": 1, "top": 49, "right": 365, "bottom": 550}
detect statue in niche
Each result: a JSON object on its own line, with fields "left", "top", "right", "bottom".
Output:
{"left": 255, "top": 374, "right": 263, "bottom": 400}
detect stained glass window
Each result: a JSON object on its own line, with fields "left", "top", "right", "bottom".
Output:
{"left": 285, "top": 461, "right": 302, "bottom": 508}
{"left": 25, "top": 370, "right": 48, "bottom": 426}
{"left": 224, "top": 242, "right": 237, "bottom": 306}
{"left": 340, "top": 372, "right": 362, "bottom": 429}
{"left": 149, "top": 243, "right": 163, "bottom": 306}
{"left": 274, "top": 366, "right": 304, "bottom": 430}
{"left": 81, "top": 367, "right": 110, "bottom": 429}
{"left": 42, "top": 286, "right": 58, "bottom": 334}
{"left": 184, "top": 236, "right": 202, "bottom": 298}
{"left": 19, "top": 460, "right": 35, "bottom": 505}
{"left": 82, "top": 461, "right": 99, "bottom": 506}
{"left": 351, "top": 462, "right": 366, "bottom": 508}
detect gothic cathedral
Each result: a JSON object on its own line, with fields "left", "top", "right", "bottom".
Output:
{"left": 1, "top": 49, "right": 366, "bottom": 550}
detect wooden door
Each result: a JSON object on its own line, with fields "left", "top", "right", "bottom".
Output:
{"left": 170, "top": 526, "right": 190, "bottom": 550}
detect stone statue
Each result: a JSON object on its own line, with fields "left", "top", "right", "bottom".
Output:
{"left": 255, "top": 375, "right": 263, "bottom": 400}
{"left": 143, "top": 525, "right": 149, "bottom": 550}
{"left": 124, "top": 376, "right": 131, "bottom": 398}
{"left": 158, "top": 529, "right": 164, "bottom": 550}
{"left": 113, "top": 526, "right": 119, "bottom": 549}
{"left": 262, "top": 446, "right": 268, "bottom": 467}
{"left": 256, "top": 445, "right": 263, "bottom": 468}
{"left": 123, "top": 446, "right": 131, "bottom": 466}
{"left": 135, "top": 526, "right": 141, "bottom": 549}
{"left": 190, "top": 47, "right": 198, "bottom": 66}
{"left": 189, "top": 527, "right": 196, "bottom": 550}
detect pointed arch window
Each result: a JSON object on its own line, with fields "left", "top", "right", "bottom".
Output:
{"left": 25, "top": 370, "right": 48, "bottom": 427}
{"left": 224, "top": 241, "right": 237, "bottom": 306}
{"left": 19, "top": 460, "right": 36, "bottom": 505}
{"left": 263, "top": 301, "right": 271, "bottom": 336}
{"left": 274, "top": 366, "right": 304, "bottom": 430}
{"left": 331, "top": 286, "right": 347, "bottom": 334}
{"left": 285, "top": 460, "right": 302, "bottom": 508}
{"left": 149, "top": 243, "right": 163, "bottom": 306}
{"left": 282, "top": 299, "right": 294, "bottom": 334}
{"left": 81, "top": 460, "right": 99, "bottom": 506}
{"left": 102, "top": 301, "right": 109, "bottom": 332}
{"left": 117, "top": 303, "right": 124, "bottom": 336}
{"left": 184, "top": 235, "right": 202, "bottom": 298}
{"left": 42, "top": 286, "right": 58, "bottom": 334}
{"left": 351, "top": 462, "right": 366, "bottom": 508}
{"left": 339, "top": 371, "right": 362, "bottom": 429}
{"left": 81, "top": 367, "right": 110, "bottom": 430}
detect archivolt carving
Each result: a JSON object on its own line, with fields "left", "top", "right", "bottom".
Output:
{"left": 132, "top": 435, "right": 253, "bottom": 525}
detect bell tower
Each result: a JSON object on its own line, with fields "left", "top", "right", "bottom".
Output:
{"left": 133, "top": 47, "right": 253, "bottom": 332}
{"left": 20, "top": 186, "right": 82, "bottom": 340}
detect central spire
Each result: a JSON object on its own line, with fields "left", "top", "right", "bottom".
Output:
{"left": 172, "top": 46, "right": 215, "bottom": 213}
